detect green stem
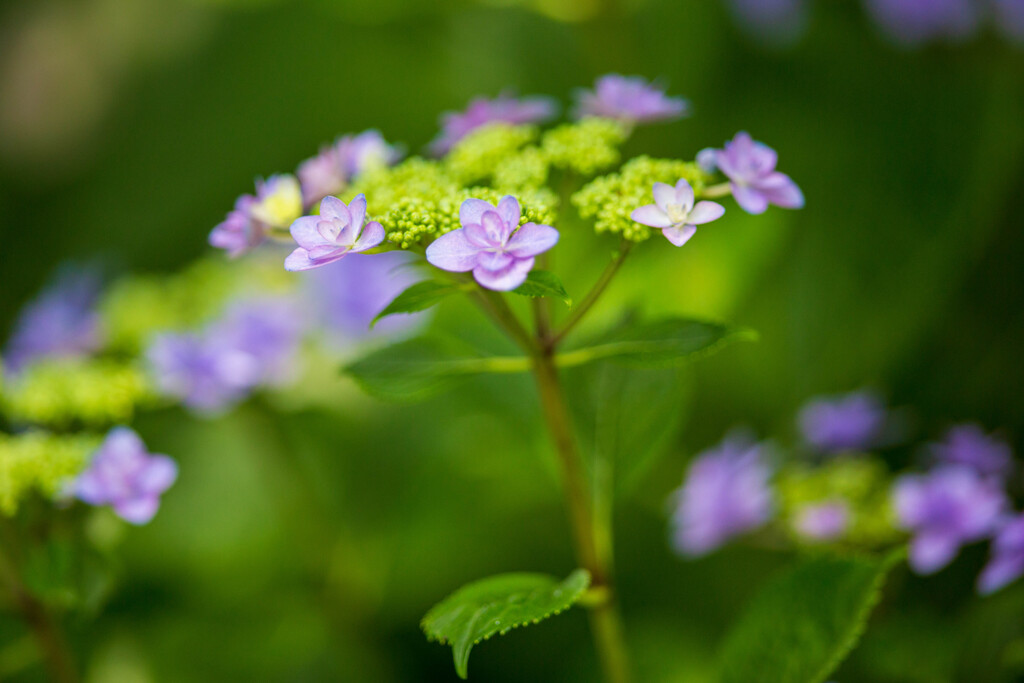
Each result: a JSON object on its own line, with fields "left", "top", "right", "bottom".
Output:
{"left": 550, "top": 241, "right": 632, "bottom": 347}
{"left": 700, "top": 182, "right": 732, "bottom": 199}
{"left": 0, "top": 521, "right": 79, "bottom": 683}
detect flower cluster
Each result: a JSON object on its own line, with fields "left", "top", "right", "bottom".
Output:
{"left": 670, "top": 390, "right": 1023, "bottom": 594}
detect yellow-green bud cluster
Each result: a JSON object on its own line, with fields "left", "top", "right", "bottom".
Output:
{"left": 444, "top": 123, "right": 539, "bottom": 186}
{"left": 777, "top": 457, "right": 901, "bottom": 548}
{"left": 541, "top": 118, "right": 630, "bottom": 176}
{"left": 572, "top": 156, "right": 712, "bottom": 242}
{"left": 0, "top": 431, "right": 99, "bottom": 515}
{"left": 494, "top": 147, "right": 549, "bottom": 190}
{"left": 1, "top": 359, "right": 152, "bottom": 427}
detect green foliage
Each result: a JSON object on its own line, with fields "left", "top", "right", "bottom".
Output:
{"left": 541, "top": 118, "right": 630, "bottom": 176}
{"left": 573, "top": 156, "right": 712, "bottom": 241}
{"left": 372, "top": 280, "right": 465, "bottom": 327}
{"left": 512, "top": 270, "right": 572, "bottom": 306}
{"left": 0, "top": 431, "right": 99, "bottom": 515}
{"left": 571, "top": 317, "right": 756, "bottom": 368}
{"left": 718, "top": 553, "right": 898, "bottom": 683}
{"left": 422, "top": 569, "right": 591, "bottom": 679}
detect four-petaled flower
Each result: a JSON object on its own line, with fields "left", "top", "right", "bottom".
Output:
{"left": 710, "top": 132, "right": 804, "bottom": 215}
{"left": 797, "top": 390, "right": 887, "bottom": 453}
{"left": 210, "top": 175, "right": 303, "bottom": 257}
{"left": 425, "top": 196, "right": 558, "bottom": 291}
{"left": 284, "top": 195, "right": 385, "bottom": 272}
{"left": 630, "top": 179, "right": 725, "bottom": 246}
{"left": 74, "top": 427, "right": 178, "bottom": 524}
{"left": 574, "top": 74, "right": 689, "bottom": 123}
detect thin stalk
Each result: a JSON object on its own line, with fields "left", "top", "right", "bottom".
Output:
{"left": 700, "top": 182, "right": 732, "bottom": 199}
{"left": 550, "top": 241, "right": 632, "bottom": 347}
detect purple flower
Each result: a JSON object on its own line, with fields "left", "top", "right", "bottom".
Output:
{"left": 146, "top": 332, "right": 258, "bottom": 413}
{"left": 298, "top": 131, "right": 402, "bottom": 207}
{"left": 994, "top": 0, "right": 1024, "bottom": 44}
{"left": 893, "top": 467, "right": 1006, "bottom": 574}
{"left": 978, "top": 514, "right": 1024, "bottom": 595}
{"left": 4, "top": 267, "right": 103, "bottom": 372}
{"left": 297, "top": 146, "right": 346, "bottom": 208}
{"left": 862, "top": 0, "right": 979, "bottom": 46}
{"left": 573, "top": 74, "right": 689, "bottom": 123}
{"left": 630, "top": 179, "right": 725, "bottom": 246}
{"left": 671, "top": 434, "right": 774, "bottom": 557}
{"left": 425, "top": 196, "right": 558, "bottom": 291}
{"left": 727, "top": 0, "right": 809, "bottom": 46}
{"left": 208, "top": 297, "right": 307, "bottom": 386}
{"left": 74, "top": 427, "right": 177, "bottom": 524}
{"left": 798, "top": 391, "right": 887, "bottom": 453}
{"left": 284, "top": 195, "right": 385, "bottom": 272}
{"left": 429, "top": 93, "right": 557, "bottom": 156}
{"left": 336, "top": 130, "right": 402, "bottom": 177}
{"left": 305, "top": 252, "right": 427, "bottom": 341}
{"left": 711, "top": 132, "right": 804, "bottom": 215}
{"left": 931, "top": 424, "right": 1013, "bottom": 480}
{"left": 794, "top": 501, "right": 850, "bottom": 541}
{"left": 210, "top": 175, "right": 303, "bottom": 257}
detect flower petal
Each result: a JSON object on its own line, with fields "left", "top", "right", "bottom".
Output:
{"left": 909, "top": 533, "right": 959, "bottom": 575}
{"left": 285, "top": 247, "right": 343, "bottom": 271}
{"left": 114, "top": 496, "right": 160, "bottom": 525}
{"left": 481, "top": 211, "right": 510, "bottom": 245}
{"left": 687, "top": 201, "right": 725, "bottom": 225}
{"left": 497, "top": 195, "right": 521, "bottom": 228}
{"left": 348, "top": 194, "right": 367, "bottom": 229}
{"left": 652, "top": 182, "right": 676, "bottom": 212}
{"left": 506, "top": 222, "right": 559, "bottom": 258}
{"left": 673, "top": 179, "right": 695, "bottom": 212}
{"left": 476, "top": 250, "right": 514, "bottom": 271}
{"left": 352, "top": 221, "right": 386, "bottom": 252}
{"left": 460, "top": 198, "right": 496, "bottom": 228}
{"left": 320, "top": 196, "right": 349, "bottom": 222}
{"left": 631, "top": 204, "right": 673, "bottom": 229}
{"left": 732, "top": 184, "right": 769, "bottom": 215}
{"left": 473, "top": 257, "right": 534, "bottom": 291}
{"left": 662, "top": 224, "right": 697, "bottom": 247}
{"left": 425, "top": 229, "right": 480, "bottom": 272}
{"left": 757, "top": 173, "right": 804, "bottom": 209}
{"left": 290, "top": 216, "right": 332, "bottom": 250}
{"left": 137, "top": 456, "right": 178, "bottom": 495}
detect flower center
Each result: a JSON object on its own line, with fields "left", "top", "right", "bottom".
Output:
{"left": 666, "top": 203, "right": 689, "bottom": 225}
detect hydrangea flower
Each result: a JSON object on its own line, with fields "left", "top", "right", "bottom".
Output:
{"left": 336, "top": 130, "right": 402, "bottom": 177}
{"left": 630, "top": 179, "right": 725, "bottom": 246}
{"left": 893, "top": 467, "right": 1006, "bottom": 574}
{"left": 978, "top": 514, "right": 1024, "bottom": 595}
{"left": 709, "top": 132, "right": 804, "bottom": 215}
{"left": 4, "top": 267, "right": 103, "bottom": 372}
{"left": 573, "top": 74, "right": 689, "bottom": 123}
{"left": 74, "top": 427, "right": 177, "bottom": 524}
{"left": 284, "top": 195, "right": 385, "bottom": 272}
{"left": 298, "top": 130, "right": 402, "bottom": 207}
{"left": 671, "top": 434, "right": 774, "bottom": 557}
{"left": 798, "top": 391, "right": 886, "bottom": 453}
{"left": 931, "top": 424, "right": 1013, "bottom": 480}
{"left": 862, "top": 0, "right": 979, "bottom": 46}
{"left": 429, "top": 93, "right": 557, "bottom": 156}
{"left": 726, "top": 0, "right": 809, "bottom": 46}
{"left": 425, "top": 195, "right": 558, "bottom": 291}
{"left": 794, "top": 500, "right": 850, "bottom": 541}
{"left": 208, "top": 297, "right": 307, "bottom": 386}
{"left": 209, "top": 175, "right": 303, "bottom": 257}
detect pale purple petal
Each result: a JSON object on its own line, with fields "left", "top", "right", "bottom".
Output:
{"left": 285, "top": 248, "right": 322, "bottom": 272}
{"left": 476, "top": 251, "right": 515, "bottom": 271}
{"left": 910, "top": 533, "right": 960, "bottom": 574}
{"left": 460, "top": 198, "right": 497, "bottom": 228}
{"left": 75, "top": 471, "right": 108, "bottom": 505}
{"left": 756, "top": 173, "right": 804, "bottom": 209}
{"left": 319, "top": 196, "right": 349, "bottom": 222}
{"left": 115, "top": 496, "right": 161, "bottom": 525}
{"left": 652, "top": 182, "right": 677, "bottom": 212}
{"left": 687, "top": 201, "right": 726, "bottom": 225}
{"left": 289, "top": 216, "right": 330, "bottom": 250}
{"left": 481, "top": 211, "right": 509, "bottom": 245}
{"left": 347, "top": 194, "right": 367, "bottom": 231}
{"left": 473, "top": 257, "right": 534, "bottom": 291}
{"left": 425, "top": 229, "right": 481, "bottom": 272}
{"left": 497, "top": 195, "right": 521, "bottom": 229}
{"left": 136, "top": 456, "right": 178, "bottom": 495}
{"left": 352, "top": 221, "right": 385, "bottom": 252}
{"left": 631, "top": 204, "right": 673, "bottom": 229}
{"left": 978, "top": 555, "right": 1024, "bottom": 595}
{"left": 505, "top": 223, "right": 559, "bottom": 258}
{"left": 673, "top": 179, "right": 695, "bottom": 210}
{"left": 662, "top": 224, "right": 697, "bottom": 247}
{"left": 732, "top": 184, "right": 770, "bottom": 215}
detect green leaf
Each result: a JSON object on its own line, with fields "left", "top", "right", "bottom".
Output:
{"left": 512, "top": 270, "right": 572, "bottom": 307}
{"left": 343, "top": 338, "right": 532, "bottom": 402}
{"left": 372, "top": 280, "right": 463, "bottom": 327}
{"left": 718, "top": 553, "right": 898, "bottom": 683}
{"left": 422, "top": 569, "right": 591, "bottom": 679}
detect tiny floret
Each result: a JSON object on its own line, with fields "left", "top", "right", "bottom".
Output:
{"left": 798, "top": 390, "right": 887, "bottom": 453}
{"left": 710, "top": 132, "right": 804, "bottom": 214}
{"left": 284, "top": 195, "right": 386, "bottom": 271}
{"left": 574, "top": 74, "right": 689, "bottom": 123}
{"left": 425, "top": 196, "right": 558, "bottom": 291}
{"left": 794, "top": 500, "right": 850, "bottom": 541}
{"left": 210, "top": 175, "right": 303, "bottom": 257}
{"left": 630, "top": 179, "right": 725, "bottom": 246}
{"left": 74, "top": 427, "right": 178, "bottom": 524}
{"left": 430, "top": 93, "right": 557, "bottom": 156}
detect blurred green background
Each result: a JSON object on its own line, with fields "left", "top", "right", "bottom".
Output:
{"left": 2, "top": 0, "right": 1023, "bottom": 681}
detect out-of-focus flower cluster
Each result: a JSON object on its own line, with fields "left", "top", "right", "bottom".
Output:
{"left": 670, "top": 390, "right": 1023, "bottom": 595}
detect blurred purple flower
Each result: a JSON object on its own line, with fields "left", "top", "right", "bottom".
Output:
{"left": 862, "top": 0, "right": 979, "bottom": 46}
{"left": 337, "top": 130, "right": 402, "bottom": 177}
{"left": 305, "top": 252, "right": 426, "bottom": 341}
{"left": 426, "top": 196, "right": 558, "bottom": 291}
{"left": 978, "top": 514, "right": 1024, "bottom": 595}
{"left": 631, "top": 179, "right": 725, "bottom": 246}
{"left": 727, "top": 0, "right": 809, "bottom": 46}
{"left": 284, "top": 195, "right": 385, "bottom": 272}
{"left": 429, "top": 92, "right": 557, "bottom": 156}
{"left": 671, "top": 434, "right": 774, "bottom": 557}
{"left": 4, "top": 267, "right": 103, "bottom": 372}
{"left": 209, "top": 297, "right": 307, "bottom": 386}
{"left": 711, "top": 132, "right": 804, "bottom": 214}
{"left": 210, "top": 175, "right": 303, "bottom": 257}
{"left": 798, "top": 391, "right": 887, "bottom": 453}
{"left": 794, "top": 500, "right": 850, "bottom": 541}
{"left": 894, "top": 467, "right": 1006, "bottom": 574}
{"left": 75, "top": 427, "right": 177, "bottom": 524}
{"left": 574, "top": 74, "right": 689, "bottom": 123}
{"left": 931, "top": 424, "right": 1013, "bottom": 480}
{"left": 993, "top": 0, "right": 1024, "bottom": 44}
{"left": 298, "top": 131, "right": 402, "bottom": 207}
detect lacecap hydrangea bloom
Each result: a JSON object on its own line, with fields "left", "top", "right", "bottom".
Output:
{"left": 574, "top": 74, "right": 689, "bottom": 123}
{"left": 429, "top": 92, "right": 557, "bottom": 156}
{"left": 285, "top": 195, "right": 385, "bottom": 272}
{"left": 426, "top": 196, "right": 559, "bottom": 291}
{"left": 671, "top": 434, "right": 774, "bottom": 557}
{"left": 630, "top": 179, "right": 725, "bottom": 246}
{"left": 210, "top": 175, "right": 303, "bottom": 257}
{"left": 703, "top": 132, "right": 804, "bottom": 215}
{"left": 797, "top": 390, "right": 887, "bottom": 453}
{"left": 931, "top": 423, "right": 1013, "bottom": 480}
{"left": 74, "top": 427, "right": 178, "bottom": 524}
